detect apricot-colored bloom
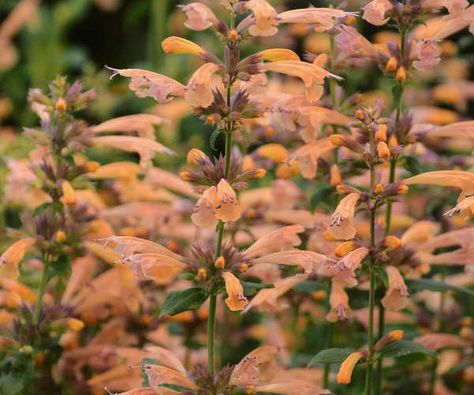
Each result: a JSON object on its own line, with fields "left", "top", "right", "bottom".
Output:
{"left": 414, "top": 333, "right": 469, "bottom": 351}
{"left": 288, "top": 138, "right": 334, "bottom": 179}
{"left": 179, "top": 2, "right": 218, "bottom": 31}
{"left": 185, "top": 62, "right": 220, "bottom": 108}
{"left": 89, "top": 135, "right": 174, "bottom": 169}
{"left": 126, "top": 253, "right": 185, "bottom": 285}
{"left": 362, "top": 0, "right": 393, "bottom": 26}
{"left": 100, "top": 235, "right": 181, "bottom": 259}
{"left": 382, "top": 266, "right": 409, "bottom": 311}
{"left": 191, "top": 179, "right": 241, "bottom": 227}
{"left": 107, "top": 67, "right": 186, "bottom": 103}
{"left": 278, "top": 7, "right": 347, "bottom": 32}
{"left": 261, "top": 61, "right": 340, "bottom": 102}
{"left": 244, "top": 0, "right": 278, "bottom": 37}
{"left": 329, "top": 247, "right": 369, "bottom": 288}
{"left": 336, "top": 352, "right": 364, "bottom": 384}
{"left": 244, "top": 225, "right": 304, "bottom": 258}
{"left": 90, "top": 114, "right": 168, "bottom": 140}
{"left": 222, "top": 271, "right": 249, "bottom": 311}
{"left": 229, "top": 345, "right": 278, "bottom": 387}
{"left": 328, "top": 193, "right": 360, "bottom": 240}
{"left": 327, "top": 278, "right": 352, "bottom": 322}
{"left": 60, "top": 180, "right": 76, "bottom": 205}
{"left": 253, "top": 250, "right": 327, "bottom": 273}
{"left": 144, "top": 364, "right": 199, "bottom": 391}
{"left": 336, "top": 25, "right": 380, "bottom": 59}
{"left": 243, "top": 274, "right": 308, "bottom": 313}
{"left": 161, "top": 36, "right": 205, "bottom": 56}
{"left": 0, "top": 237, "right": 36, "bottom": 279}
{"left": 412, "top": 39, "right": 441, "bottom": 71}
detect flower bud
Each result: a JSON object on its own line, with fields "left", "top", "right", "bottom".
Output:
{"left": 355, "top": 108, "right": 365, "bottom": 120}
{"left": 330, "top": 164, "right": 341, "bottom": 186}
{"left": 228, "top": 29, "right": 240, "bottom": 41}
{"left": 161, "top": 36, "right": 204, "bottom": 56}
{"left": 375, "top": 124, "right": 387, "bottom": 142}
{"left": 398, "top": 184, "right": 409, "bottom": 195}
{"left": 334, "top": 241, "right": 358, "bottom": 257}
{"left": 311, "top": 290, "right": 327, "bottom": 301}
{"left": 55, "top": 230, "right": 67, "bottom": 243}
{"left": 336, "top": 352, "right": 364, "bottom": 385}
{"left": 197, "top": 268, "right": 207, "bottom": 281}
{"left": 67, "top": 318, "right": 85, "bottom": 332}
{"left": 396, "top": 67, "right": 407, "bottom": 83}
{"left": 206, "top": 114, "right": 220, "bottom": 125}
{"left": 374, "top": 183, "right": 384, "bottom": 194}
{"left": 55, "top": 98, "right": 67, "bottom": 112}
{"left": 61, "top": 180, "right": 76, "bottom": 205}
{"left": 388, "top": 135, "right": 398, "bottom": 149}
{"left": 215, "top": 256, "right": 225, "bottom": 269}
{"left": 84, "top": 161, "right": 100, "bottom": 173}
{"left": 385, "top": 57, "right": 398, "bottom": 72}
{"left": 239, "top": 262, "right": 249, "bottom": 273}
{"left": 252, "top": 168, "right": 267, "bottom": 179}
{"left": 377, "top": 141, "right": 391, "bottom": 160}
{"left": 256, "top": 143, "right": 288, "bottom": 163}
{"left": 384, "top": 236, "right": 402, "bottom": 249}
{"left": 375, "top": 330, "right": 404, "bottom": 351}
{"left": 345, "top": 15, "right": 357, "bottom": 26}
{"left": 186, "top": 148, "right": 207, "bottom": 165}
{"left": 179, "top": 171, "right": 193, "bottom": 182}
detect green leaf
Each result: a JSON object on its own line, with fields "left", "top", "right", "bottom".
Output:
{"left": 294, "top": 280, "right": 326, "bottom": 293}
{"left": 406, "top": 279, "right": 474, "bottom": 297}
{"left": 308, "top": 348, "right": 355, "bottom": 366}
{"left": 309, "top": 184, "right": 334, "bottom": 212}
{"left": 31, "top": 202, "right": 51, "bottom": 217}
{"left": 378, "top": 340, "right": 435, "bottom": 359}
{"left": 241, "top": 281, "right": 274, "bottom": 297}
{"left": 160, "top": 287, "right": 208, "bottom": 317}
{"left": 209, "top": 128, "right": 222, "bottom": 151}
{"left": 402, "top": 155, "right": 422, "bottom": 176}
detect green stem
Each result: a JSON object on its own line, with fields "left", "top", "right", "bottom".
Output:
{"left": 323, "top": 322, "right": 334, "bottom": 389}
{"left": 428, "top": 358, "right": 438, "bottom": 395}
{"left": 33, "top": 256, "right": 49, "bottom": 324}
{"left": 384, "top": 158, "right": 397, "bottom": 236}
{"left": 365, "top": 268, "right": 376, "bottom": 395}
{"left": 207, "top": 292, "right": 217, "bottom": 379}
{"left": 147, "top": 0, "right": 168, "bottom": 69}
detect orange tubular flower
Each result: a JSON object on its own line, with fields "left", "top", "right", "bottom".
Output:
{"left": 287, "top": 138, "right": 334, "bottom": 179}
{"left": 382, "top": 266, "right": 409, "bottom": 311}
{"left": 258, "top": 48, "right": 300, "bottom": 62}
{"left": 328, "top": 192, "right": 361, "bottom": 240}
{"left": 161, "top": 36, "right": 205, "bottom": 56}
{"left": 89, "top": 114, "right": 168, "bottom": 140}
{"left": 0, "top": 237, "right": 37, "bottom": 279}
{"left": 61, "top": 180, "right": 77, "bottom": 205}
{"left": 244, "top": 0, "right": 278, "bottom": 37}
{"left": 336, "top": 352, "right": 364, "bottom": 384}
{"left": 222, "top": 271, "right": 249, "bottom": 311}
{"left": 261, "top": 61, "right": 341, "bottom": 102}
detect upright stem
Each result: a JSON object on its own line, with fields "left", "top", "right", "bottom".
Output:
{"left": 207, "top": 292, "right": 217, "bottom": 379}
{"left": 33, "top": 254, "right": 49, "bottom": 324}
{"left": 365, "top": 130, "right": 377, "bottom": 395}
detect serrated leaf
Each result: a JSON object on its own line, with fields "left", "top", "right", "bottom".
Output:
{"left": 378, "top": 340, "right": 435, "bottom": 359}
{"left": 294, "top": 280, "right": 326, "bottom": 293}
{"left": 406, "top": 279, "right": 474, "bottom": 297}
{"left": 308, "top": 348, "right": 355, "bottom": 366}
{"left": 241, "top": 281, "right": 274, "bottom": 297}
{"left": 160, "top": 287, "right": 208, "bottom": 317}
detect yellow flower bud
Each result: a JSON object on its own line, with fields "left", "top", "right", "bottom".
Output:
{"left": 377, "top": 141, "right": 391, "bottom": 160}
{"left": 61, "top": 180, "right": 76, "bottom": 205}
{"left": 355, "top": 108, "right": 365, "bottom": 120}
{"left": 179, "top": 171, "right": 192, "bottom": 182}
{"left": 384, "top": 236, "right": 402, "bottom": 249}
{"left": 215, "top": 256, "right": 225, "bottom": 270}
{"left": 334, "top": 241, "right": 358, "bottom": 257}
{"left": 375, "top": 329, "right": 404, "bottom": 351}
{"left": 323, "top": 230, "right": 338, "bottom": 241}
{"left": 336, "top": 352, "right": 364, "bottom": 385}
{"left": 330, "top": 164, "right": 341, "bottom": 186}
{"left": 55, "top": 98, "right": 67, "bottom": 112}
{"left": 206, "top": 114, "right": 220, "bottom": 125}
{"left": 197, "top": 268, "right": 207, "bottom": 281}
{"left": 388, "top": 135, "right": 398, "bottom": 149}
{"left": 311, "top": 290, "right": 327, "bottom": 301}
{"left": 55, "top": 230, "right": 67, "bottom": 243}
{"left": 84, "top": 161, "right": 100, "bottom": 173}
{"left": 375, "top": 124, "right": 387, "bottom": 142}
{"left": 345, "top": 15, "right": 357, "bottom": 26}
{"left": 186, "top": 148, "right": 207, "bottom": 165}
{"left": 228, "top": 29, "right": 240, "bottom": 41}
{"left": 252, "top": 168, "right": 266, "bottom": 179}
{"left": 161, "top": 36, "right": 204, "bottom": 56}
{"left": 385, "top": 57, "right": 398, "bottom": 72}
{"left": 396, "top": 66, "right": 407, "bottom": 83}
{"left": 259, "top": 48, "right": 299, "bottom": 62}
{"left": 374, "top": 183, "right": 384, "bottom": 194}
{"left": 329, "top": 134, "right": 345, "bottom": 147}
{"left": 67, "top": 318, "right": 84, "bottom": 332}
{"left": 256, "top": 143, "right": 288, "bottom": 163}
{"left": 238, "top": 262, "right": 249, "bottom": 273}
{"left": 245, "top": 386, "right": 256, "bottom": 395}
{"left": 398, "top": 184, "right": 409, "bottom": 195}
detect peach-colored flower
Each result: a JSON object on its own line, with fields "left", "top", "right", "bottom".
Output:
{"left": 126, "top": 253, "right": 185, "bottom": 285}
{"left": 326, "top": 278, "right": 352, "bottom": 322}
{"left": 336, "top": 352, "right": 364, "bottom": 384}
{"left": 179, "top": 2, "right": 219, "bottom": 31}
{"left": 144, "top": 364, "right": 199, "bottom": 391}
{"left": 100, "top": 235, "right": 181, "bottom": 259}
{"left": 362, "top": 0, "right": 393, "bottom": 26}
{"left": 244, "top": 0, "right": 278, "bottom": 37}
{"left": 336, "top": 25, "right": 380, "bottom": 59}
{"left": 261, "top": 61, "right": 340, "bottom": 102}
{"left": 412, "top": 39, "right": 441, "bottom": 71}
{"left": 0, "top": 237, "right": 37, "bottom": 279}
{"left": 328, "top": 193, "right": 360, "bottom": 240}
{"left": 185, "top": 62, "right": 220, "bottom": 108}
{"left": 253, "top": 250, "right": 327, "bottom": 273}
{"left": 161, "top": 36, "right": 205, "bottom": 56}
{"left": 229, "top": 345, "right": 278, "bottom": 386}
{"left": 90, "top": 114, "right": 168, "bottom": 139}
{"left": 414, "top": 333, "right": 469, "bottom": 351}
{"left": 278, "top": 7, "right": 347, "bottom": 32}
{"left": 61, "top": 180, "right": 77, "bottom": 205}
{"left": 243, "top": 274, "right": 308, "bottom": 313}
{"left": 287, "top": 138, "right": 334, "bottom": 179}
{"left": 89, "top": 135, "right": 174, "bottom": 169}
{"left": 244, "top": 225, "right": 305, "bottom": 258}
{"left": 381, "top": 266, "right": 409, "bottom": 311}
{"left": 222, "top": 271, "right": 249, "bottom": 311}
{"left": 328, "top": 247, "right": 369, "bottom": 288}
{"left": 107, "top": 67, "right": 186, "bottom": 103}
